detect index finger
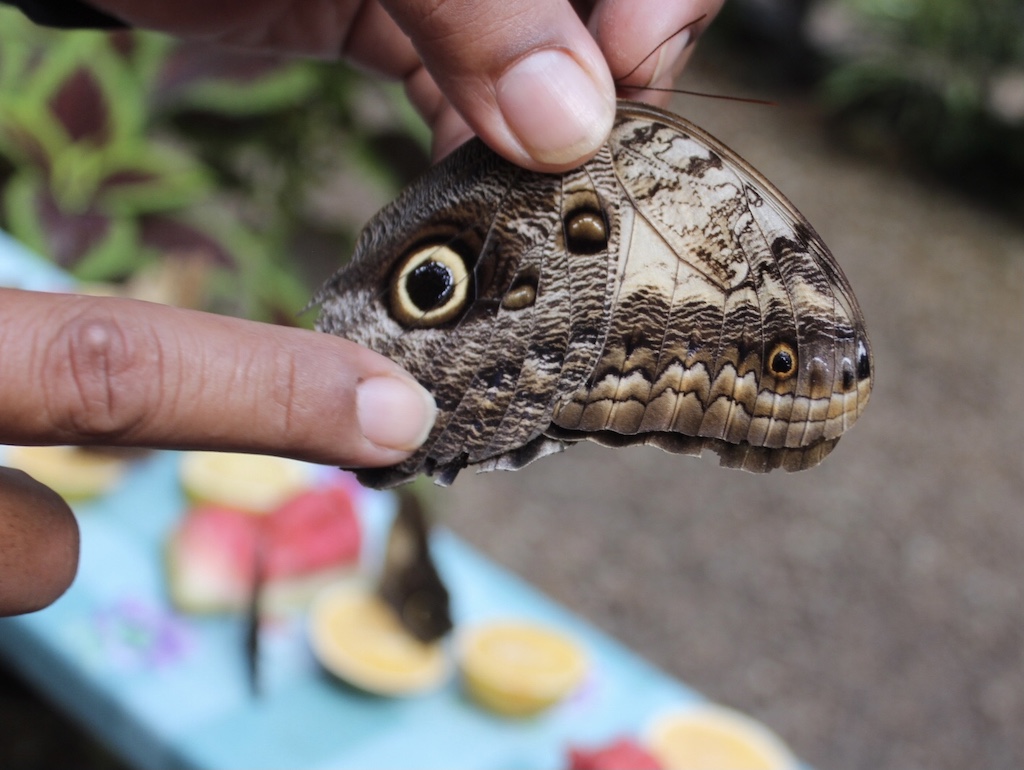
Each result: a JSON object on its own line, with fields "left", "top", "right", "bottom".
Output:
{"left": 0, "top": 289, "right": 436, "bottom": 467}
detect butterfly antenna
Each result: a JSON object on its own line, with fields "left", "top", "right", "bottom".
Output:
{"left": 614, "top": 14, "right": 775, "bottom": 107}
{"left": 628, "top": 85, "right": 776, "bottom": 106}
{"left": 616, "top": 14, "right": 706, "bottom": 85}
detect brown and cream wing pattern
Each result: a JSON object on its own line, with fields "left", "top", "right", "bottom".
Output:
{"left": 315, "top": 101, "right": 872, "bottom": 488}
{"left": 549, "top": 102, "right": 871, "bottom": 472}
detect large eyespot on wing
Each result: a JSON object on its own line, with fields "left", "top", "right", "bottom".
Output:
{"left": 415, "top": 153, "right": 619, "bottom": 483}
{"left": 389, "top": 241, "right": 472, "bottom": 327}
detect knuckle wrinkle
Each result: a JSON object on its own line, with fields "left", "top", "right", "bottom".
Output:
{"left": 42, "top": 304, "right": 157, "bottom": 440}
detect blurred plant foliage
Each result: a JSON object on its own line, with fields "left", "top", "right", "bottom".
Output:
{"left": 715, "top": 0, "right": 1024, "bottom": 200}
{"left": 0, "top": 7, "right": 428, "bottom": 322}
{"left": 812, "top": 0, "right": 1024, "bottom": 193}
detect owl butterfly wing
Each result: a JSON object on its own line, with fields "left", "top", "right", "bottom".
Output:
{"left": 549, "top": 101, "right": 873, "bottom": 471}
{"left": 316, "top": 139, "right": 618, "bottom": 488}
{"left": 317, "top": 101, "right": 872, "bottom": 486}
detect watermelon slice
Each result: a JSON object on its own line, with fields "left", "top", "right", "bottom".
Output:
{"left": 263, "top": 486, "right": 360, "bottom": 578}
{"left": 568, "top": 738, "right": 663, "bottom": 770}
{"left": 167, "top": 484, "right": 362, "bottom": 614}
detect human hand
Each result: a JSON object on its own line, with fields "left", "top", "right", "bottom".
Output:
{"left": 1, "top": 0, "right": 726, "bottom": 615}
{"left": 0, "top": 291, "right": 435, "bottom": 615}
{"left": 85, "top": 0, "right": 725, "bottom": 171}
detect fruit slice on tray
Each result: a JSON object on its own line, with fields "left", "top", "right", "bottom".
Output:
{"left": 167, "top": 485, "right": 362, "bottom": 615}
{"left": 308, "top": 581, "right": 450, "bottom": 696}
{"left": 458, "top": 620, "right": 588, "bottom": 716}
{"left": 568, "top": 737, "right": 664, "bottom": 770}
{"left": 6, "top": 445, "right": 128, "bottom": 501}
{"left": 645, "top": 704, "right": 798, "bottom": 770}
{"left": 179, "top": 450, "right": 312, "bottom": 513}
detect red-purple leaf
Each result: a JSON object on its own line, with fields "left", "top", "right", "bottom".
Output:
{"left": 107, "top": 32, "right": 137, "bottom": 63}
{"left": 36, "top": 186, "right": 111, "bottom": 267}
{"left": 99, "top": 168, "right": 161, "bottom": 192}
{"left": 139, "top": 215, "right": 236, "bottom": 267}
{"left": 47, "top": 66, "right": 111, "bottom": 145}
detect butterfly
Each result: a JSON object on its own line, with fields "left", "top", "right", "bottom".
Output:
{"left": 315, "top": 100, "right": 872, "bottom": 489}
{"left": 378, "top": 490, "right": 452, "bottom": 643}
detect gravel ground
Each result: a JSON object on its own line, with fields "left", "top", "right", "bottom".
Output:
{"left": 442, "top": 53, "right": 1024, "bottom": 770}
{"left": 4, "top": 48, "right": 1023, "bottom": 770}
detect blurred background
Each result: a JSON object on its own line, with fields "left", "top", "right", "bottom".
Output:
{"left": 1, "top": 0, "right": 1023, "bottom": 768}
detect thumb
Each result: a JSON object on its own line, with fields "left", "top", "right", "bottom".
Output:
{"left": 0, "top": 467, "right": 79, "bottom": 616}
{"left": 383, "top": 0, "right": 616, "bottom": 172}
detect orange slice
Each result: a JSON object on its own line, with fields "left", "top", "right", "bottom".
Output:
{"left": 458, "top": 620, "right": 587, "bottom": 716}
{"left": 7, "top": 445, "right": 126, "bottom": 501}
{"left": 179, "top": 451, "right": 311, "bottom": 513}
{"left": 308, "top": 582, "right": 450, "bottom": 696}
{"left": 646, "top": 704, "right": 798, "bottom": 770}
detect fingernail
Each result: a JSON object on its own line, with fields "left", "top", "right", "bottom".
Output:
{"left": 496, "top": 48, "right": 615, "bottom": 166}
{"left": 356, "top": 376, "right": 436, "bottom": 451}
{"left": 649, "top": 30, "right": 691, "bottom": 87}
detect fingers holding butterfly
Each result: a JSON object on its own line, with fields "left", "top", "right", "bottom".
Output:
{"left": 390, "top": 0, "right": 724, "bottom": 171}
{"left": 387, "top": 0, "right": 617, "bottom": 172}
{"left": 81, "top": 0, "right": 723, "bottom": 171}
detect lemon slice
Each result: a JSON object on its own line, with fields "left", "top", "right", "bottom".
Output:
{"left": 646, "top": 704, "right": 798, "bottom": 770}
{"left": 179, "top": 451, "right": 311, "bottom": 513}
{"left": 7, "top": 445, "right": 126, "bottom": 501}
{"left": 458, "top": 620, "right": 588, "bottom": 716}
{"left": 308, "top": 582, "right": 450, "bottom": 696}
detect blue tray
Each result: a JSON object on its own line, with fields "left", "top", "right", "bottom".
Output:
{"left": 0, "top": 451, "right": 701, "bottom": 770}
{"left": 0, "top": 230, "right": 801, "bottom": 769}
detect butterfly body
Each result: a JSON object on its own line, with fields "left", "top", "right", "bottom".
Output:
{"left": 316, "top": 101, "right": 872, "bottom": 488}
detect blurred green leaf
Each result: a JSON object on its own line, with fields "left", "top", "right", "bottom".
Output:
{"left": 0, "top": 99, "right": 67, "bottom": 168}
{"left": 96, "top": 142, "right": 214, "bottom": 216}
{"left": 0, "top": 12, "right": 424, "bottom": 318}
{"left": 48, "top": 143, "right": 107, "bottom": 212}
{"left": 69, "top": 217, "right": 146, "bottom": 282}
{"left": 3, "top": 172, "right": 49, "bottom": 256}
{"left": 155, "top": 49, "right": 319, "bottom": 116}
{"left": 3, "top": 170, "right": 142, "bottom": 278}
